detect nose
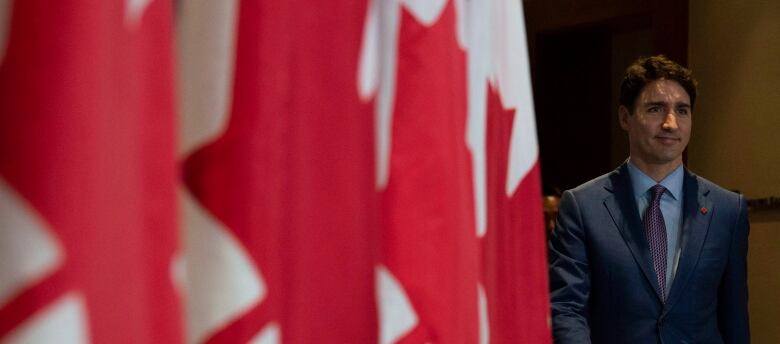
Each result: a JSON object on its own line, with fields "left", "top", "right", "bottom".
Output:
{"left": 662, "top": 111, "right": 678, "bottom": 130}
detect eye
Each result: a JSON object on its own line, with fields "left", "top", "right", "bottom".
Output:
{"left": 676, "top": 108, "right": 690, "bottom": 116}
{"left": 647, "top": 106, "right": 661, "bottom": 113}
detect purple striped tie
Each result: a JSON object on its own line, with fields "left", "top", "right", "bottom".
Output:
{"left": 644, "top": 184, "right": 668, "bottom": 302}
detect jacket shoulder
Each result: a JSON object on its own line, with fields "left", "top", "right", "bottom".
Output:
{"left": 566, "top": 170, "right": 615, "bottom": 198}
{"left": 691, "top": 172, "right": 743, "bottom": 202}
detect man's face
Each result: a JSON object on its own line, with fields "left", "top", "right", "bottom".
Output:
{"left": 619, "top": 79, "right": 692, "bottom": 167}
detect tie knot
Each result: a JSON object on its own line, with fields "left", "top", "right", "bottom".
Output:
{"left": 650, "top": 184, "right": 666, "bottom": 201}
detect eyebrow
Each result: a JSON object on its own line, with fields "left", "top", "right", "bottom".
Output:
{"left": 643, "top": 101, "right": 691, "bottom": 108}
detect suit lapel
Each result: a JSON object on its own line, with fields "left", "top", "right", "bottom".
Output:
{"left": 664, "top": 169, "right": 713, "bottom": 311}
{"left": 603, "top": 163, "right": 665, "bottom": 302}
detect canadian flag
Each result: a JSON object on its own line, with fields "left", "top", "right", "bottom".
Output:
{"left": 0, "top": 1, "right": 182, "bottom": 344}
{"left": 177, "top": 1, "right": 378, "bottom": 343}
{"left": 362, "top": 0, "right": 551, "bottom": 343}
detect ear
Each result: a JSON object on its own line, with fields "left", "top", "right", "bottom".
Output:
{"left": 618, "top": 105, "right": 631, "bottom": 131}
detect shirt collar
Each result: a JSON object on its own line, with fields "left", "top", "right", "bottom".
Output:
{"left": 626, "top": 159, "right": 684, "bottom": 200}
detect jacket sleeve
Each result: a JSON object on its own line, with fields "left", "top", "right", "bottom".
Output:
{"left": 548, "top": 190, "right": 591, "bottom": 343}
{"left": 717, "top": 195, "right": 750, "bottom": 343}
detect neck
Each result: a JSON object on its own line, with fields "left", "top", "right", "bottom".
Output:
{"left": 629, "top": 157, "right": 682, "bottom": 183}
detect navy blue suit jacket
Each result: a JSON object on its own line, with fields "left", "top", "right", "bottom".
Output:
{"left": 549, "top": 163, "right": 750, "bottom": 343}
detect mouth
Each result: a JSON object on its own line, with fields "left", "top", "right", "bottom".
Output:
{"left": 655, "top": 136, "right": 681, "bottom": 145}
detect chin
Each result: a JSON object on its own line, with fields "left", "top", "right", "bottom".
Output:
{"left": 650, "top": 155, "right": 683, "bottom": 165}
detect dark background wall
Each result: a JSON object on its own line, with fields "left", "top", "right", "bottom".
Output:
{"left": 522, "top": 0, "right": 686, "bottom": 193}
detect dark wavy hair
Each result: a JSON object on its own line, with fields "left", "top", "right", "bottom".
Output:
{"left": 619, "top": 55, "right": 698, "bottom": 114}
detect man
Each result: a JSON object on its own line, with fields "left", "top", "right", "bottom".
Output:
{"left": 548, "top": 55, "right": 750, "bottom": 343}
